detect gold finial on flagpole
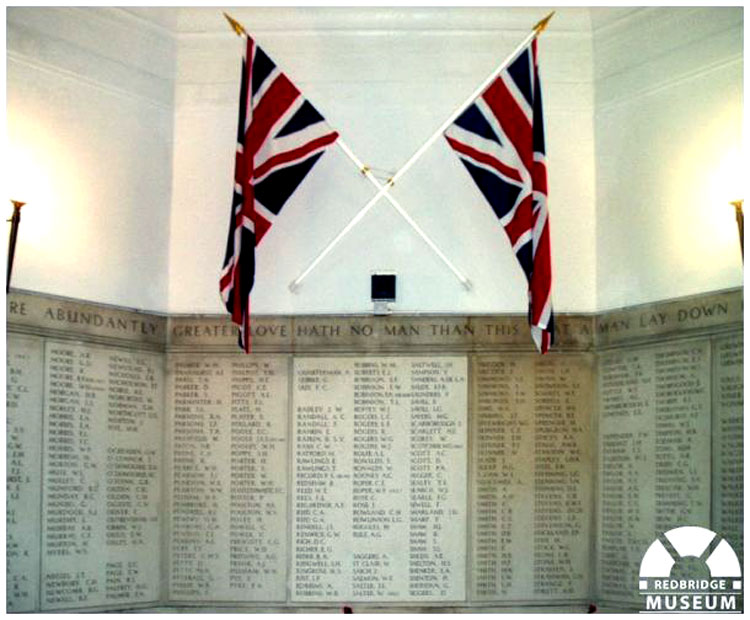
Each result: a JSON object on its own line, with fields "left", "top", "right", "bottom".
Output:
{"left": 7, "top": 200, "right": 26, "bottom": 293}
{"left": 731, "top": 200, "right": 744, "bottom": 260}
{"left": 223, "top": 12, "right": 247, "bottom": 37}
{"left": 533, "top": 11, "right": 555, "bottom": 35}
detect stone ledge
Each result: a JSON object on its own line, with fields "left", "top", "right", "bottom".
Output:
{"left": 7, "top": 287, "right": 742, "bottom": 353}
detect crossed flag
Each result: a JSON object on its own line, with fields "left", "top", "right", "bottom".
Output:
{"left": 220, "top": 12, "right": 554, "bottom": 354}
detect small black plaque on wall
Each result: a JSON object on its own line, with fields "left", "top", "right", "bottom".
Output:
{"left": 371, "top": 274, "right": 396, "bottom": 301}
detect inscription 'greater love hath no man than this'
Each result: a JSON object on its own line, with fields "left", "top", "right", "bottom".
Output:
{"left": 170, "top": 322, "right": 525, "bottom": 340}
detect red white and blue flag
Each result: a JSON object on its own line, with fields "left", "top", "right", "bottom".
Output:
{"left": 444, "top": 39, "right": 554, "bottom": 353}
{"left": 220, "top": 35, "right": 339, "bottom": 352}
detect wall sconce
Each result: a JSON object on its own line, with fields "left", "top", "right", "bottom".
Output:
{"left": 730, "top": 200, "right": 743, "bottom": 261}
{"left": 7, "top": 200, "right": 26, "bottom": 293}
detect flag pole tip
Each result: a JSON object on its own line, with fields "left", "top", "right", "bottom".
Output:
{"left": 533, "top": 11, "right": 555, "bottom": 35}
{"left": 289, "top": 280, "right": 301, "bottom": 294}
{"left": 223, "top": 12, "right": 246, "bottom": 37}
{"left": 461, "top": 279, "right": 473, "bottom": 292}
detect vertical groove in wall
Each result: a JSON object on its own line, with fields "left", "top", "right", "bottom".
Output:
{"left": 708, "top": 341, "right": 714, "bottom": 534}
{"left": 159, "top": 352, "right": 170, "bottom": 605}
{"left": 590, "top": 352, "right": 600, "bottom": 606}
{"left": 37, "top": 340, "right": 47, "bottom": 612}
{"left": 285, "top": 354, "right": 294, "bottom": 605}
{"left": 465, "top": 353, "right": 475, "bottom": 604}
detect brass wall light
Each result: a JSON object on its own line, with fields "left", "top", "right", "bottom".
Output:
{"left": 730, "top": 199, "right": 743, "bottom": 260}
{"left": 7, "top": 200, "right": 25, "bottom": 293}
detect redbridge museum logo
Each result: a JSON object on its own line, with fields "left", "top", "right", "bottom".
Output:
{"left": 639, "top": 526, "right": 742, "bottom": 613}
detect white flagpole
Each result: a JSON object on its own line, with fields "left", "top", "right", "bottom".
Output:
{"left": 290, "top": 139, "right": 472, "bottom": 292}
{"left": 288, "top": 176, "right": 386, "bottom": 293}
{"left": 288, "top": 11, "right": 554, "bottom": 292}
{"left": 390, "top": 17, "right": 551, "bottom": 186}
{"left": 339, "top": 139, "right": 472, "bottom": 290}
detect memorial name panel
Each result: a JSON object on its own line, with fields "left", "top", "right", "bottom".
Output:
{"left": 292, "top": 356, "right": 467, "bottom": 603}
{"left": 712, "top": 334, "right": 743, "bottom": 560}
{"left": 6, "top": 335, "right": 44, "bottom": 612}
{"left": 7, "top": 288, "right": 741, "bottom": 613}
{"left": 40, "top": 342, "right": 163, "bottom": 610}
{"left": 167, "top": 355, "right": 288, "bottom": 602}
{"left": 597, "top": 340, "right": 711, "bottom": 603}
{"left": 471, "top": 354, "right": 593, "bottom": 601}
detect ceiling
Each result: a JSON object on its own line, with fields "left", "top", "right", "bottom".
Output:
{"left": 119, "top": 6, "right": 642, "bottom": 36}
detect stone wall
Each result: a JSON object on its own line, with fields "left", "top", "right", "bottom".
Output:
{"left": 6, "top": 288, "right": 742, "bottom": 612}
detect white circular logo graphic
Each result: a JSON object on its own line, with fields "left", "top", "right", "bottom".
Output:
{"left": 639, "top": 526, "right": 742, "bottom": 613}
{"left": 640, "top": 526, "right": 741, "bottom": 579}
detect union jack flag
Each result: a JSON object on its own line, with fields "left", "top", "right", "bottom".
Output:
{"left": 220, "top": 35, "right": 339, "bottom": 352}
{"left": 444, "top": 38, "right": 554, "bottom": 353}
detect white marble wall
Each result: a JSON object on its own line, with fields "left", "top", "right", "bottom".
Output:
{"left": 7, "top": 7, "right": 596, "bottom": 316}
{"left": 166, "top": 7, "right": 597, "bottom": 316}
{"left": 6, "top": 8, "right": 175, "bottom": 312}
{"left": 592, "top": 7, "right": 744, "bottom": 310}
{"left": 5, "top": 7, "right": 744, "bottom": 317}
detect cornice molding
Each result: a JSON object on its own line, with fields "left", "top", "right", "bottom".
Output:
{"left": 6, "top": 50, "right": 173, "bottom": 111}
